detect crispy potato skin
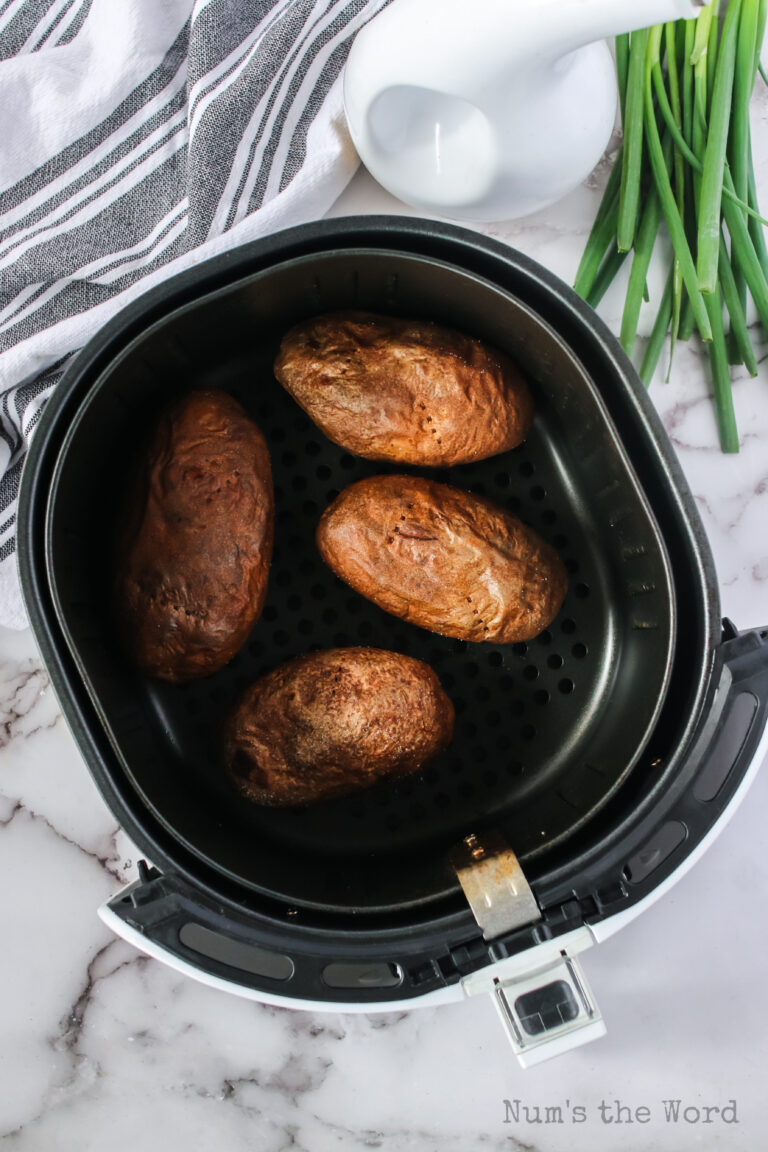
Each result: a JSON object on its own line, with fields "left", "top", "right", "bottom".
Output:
{"left": 223, "top": 647, "right": 454, "bottom": 806}
{"left": 273, "top": 311, "right": 533, "bottom": 466}
{"left": 116, "top": 389, "right": 273, "bottom": 683}
{"left": 317, "top": 475, "right": 567, "bottom": 644}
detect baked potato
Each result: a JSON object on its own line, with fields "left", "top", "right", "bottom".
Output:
{"left": 273, "top": 310, "right": 533, "bottom": 466}
{"left": 115, "top": 389, "right": 273, "bottom": 682}
{"left": 316, "top": 475, "right": 567, "bottom": 643}
{"left": 223, "top": 647, "right": 454, "bottom": 806}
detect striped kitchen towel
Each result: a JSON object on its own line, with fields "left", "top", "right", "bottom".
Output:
{"left": 0, "top": 0, "right": 389, "bottom": 629}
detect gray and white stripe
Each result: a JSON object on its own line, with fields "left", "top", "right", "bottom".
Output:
{"left": 0, "top": 0, "right": 390, "bottom": 628}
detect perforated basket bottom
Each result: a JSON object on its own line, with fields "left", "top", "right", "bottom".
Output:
{"left": 47, "top": 249, "right": 674, "bottom": 912}
{"left": 149, "top": 378, "right": 619, "bottom": 860}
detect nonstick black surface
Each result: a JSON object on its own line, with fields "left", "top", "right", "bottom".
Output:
{"left": 46, "top": 251, "right": 675, "bottom": 912}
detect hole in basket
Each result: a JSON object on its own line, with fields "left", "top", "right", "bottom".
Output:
{"left": 519, "top": 461, "right": 534, "bottom": 477}
{"left": 541, "top": 509, "right": 557, "bottom": 525}
{"left": 286, "top": 594, "right": 301, "bottom": 611}
{"left": 530, "top": 485, "right": 546, "bottom": 501}
{"left": 558, "top": 678, "right": 575, "bottom": 694}
{"left": 305, "top": 440, "right": 321, "bottom": 457}
{"left": 575, "top": 583, "right": 590, "bottom": 599}
{"left": 494, "top": 472, "right": 510, "bottom": 489}
{"left": 322, "top": 607, "right": 338, "bottom": 625}
{"left": 508, "top": 760, "right": 525, "bottom": 776}
{"left": 315, "top": 464, "right": 331, "bottom": 480}
{"left": 521, "top": 724, "right": 536, "bottom": 740}
{"left": 547, "top": 653, "right": 563, "bottom": 669}
{"left": 487, "top": 651, "right": 503, "bottom": 668}
{"left": 310, "top": 584, "right": 326, "bottom": 601}
{"left": 464, "top": 661, "right": 479, "bottom": 679}
{"left": 572, "top": 642, "right": 588, "bottom": 658}
{"left": 340, "top": 454, "right": 356, "bottom": 470}
{"left": 565, "top": 558, "right": 580, "bottom": 574}
{"left": 291, "top": 475, "right": 307, "bottom": 492}
{"left": 560, "top": 618, "right": 576, "bottom": 635}
{"left": 534, "top": 689, "right": 550, "bottom": 705}
{"left": 523, "top": 665, "right": 539, "bottom": 681}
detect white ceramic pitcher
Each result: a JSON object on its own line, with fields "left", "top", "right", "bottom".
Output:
{"left": 344, "top": 0, "right": 709, "bottom": 221}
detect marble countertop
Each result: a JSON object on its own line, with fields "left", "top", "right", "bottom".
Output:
{"left": 2, "top": 139, "right": 768, "bottom": 1148}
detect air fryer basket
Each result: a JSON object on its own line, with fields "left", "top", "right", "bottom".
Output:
{"left": 44, "top": 250, "right": 674, "bottom": 912}
{"left": 20, "top": 219, "right": 768, "bottom": 1008}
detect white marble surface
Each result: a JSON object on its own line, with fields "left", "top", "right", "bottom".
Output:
{"left": 2, "top": 105, "right": 768, "bottom": 1149}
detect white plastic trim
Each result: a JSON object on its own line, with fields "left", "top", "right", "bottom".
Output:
{"left": 590, "top": 713, "right": 768, "bottom": 942}
{"left": 98, "top": 725, "right": 767, "bottom": 1012}
{"left": 97, "top": 904, "right": 464, "bottom": 1013}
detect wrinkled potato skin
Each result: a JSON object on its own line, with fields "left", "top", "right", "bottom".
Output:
{"left": 116, "top": 389, "right": 273, "bottom": 683}
{"left": 224, "top": 647, "right": 454, "bottom": 807}
{"left": 317, "top": 476, "right": 567, "bottom": 644}
{"left": 274, "top": 311, "right": 533, "bottom": 466}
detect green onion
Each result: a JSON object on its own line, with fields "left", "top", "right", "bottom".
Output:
{"left": 697, "top": 0, "right": 742, "bottom": 293}
{"left": 575, "top": 1, "right": 768, "bottom": 453}
{"left": 621, "top": 186, "right": 662, "bottom": 355}
{"left": 748, "top": 151, "right": 768, "bottom": 277}
{"left": 586, "top": 247, "right": 629, "bottom": 308}
{"left": 729, "top": 0, "right": 757, "bottom": 357}
{"left": 645, "top": 27, "right": 712, "bottom": 340}
{"left": 650, "top": 61, "right": 768, "bottom": 222}
{"left": 616, "top": 32, "right": 630, "bottom": 117}
{"left": 703, "top": 286, "right": 740, "bottom": 453}
{"left": 719, "top": 231, "right": 758, "bottom": 374}
{"left": 707, "top": 0, "right": 722, "bottom": 107}
{"left": 665, "top": 21, "right": 685, "bottom": 366}
{"left": 618, "top": 28, "right": 649, "bottom": 251}
{"left": 573, "top": 155, "right": 622, "bottom": 298}
{"left": 640, "top": 269, "right": 674, "bottom": 386}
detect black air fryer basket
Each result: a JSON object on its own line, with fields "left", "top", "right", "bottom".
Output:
{"left": 17, "top": 219, "right": 768, "bottom": 1060}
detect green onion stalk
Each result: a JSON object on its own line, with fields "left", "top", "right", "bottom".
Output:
{"left": 574, "top": 0, "right": 768, "bottom": 453}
